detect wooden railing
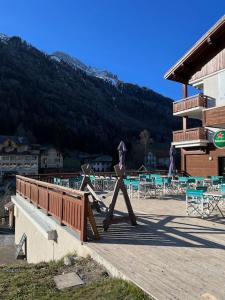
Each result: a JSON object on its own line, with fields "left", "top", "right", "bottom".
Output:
{"left": 173, "top": 127, "right": 207, "bottom": 143}
{"left": 173, "top": 94, "right": 208, "bottom": 113}
{"left": 16, "top": 175, "right": 89, "bottom": 242}
{"left": 203, "top": 105, "right": 225, "bottom": 127}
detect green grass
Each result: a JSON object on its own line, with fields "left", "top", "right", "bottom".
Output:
{"left": 0, "top": 261, "right": 150, "bottom": 300}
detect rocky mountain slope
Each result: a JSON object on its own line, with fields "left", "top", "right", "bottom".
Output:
{"left": 51, "top": 51, "right": 119, "bottom": 85}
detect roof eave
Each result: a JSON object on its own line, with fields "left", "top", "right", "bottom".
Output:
{"left": 164, "top": 15, "right": 225, "bottom": 82}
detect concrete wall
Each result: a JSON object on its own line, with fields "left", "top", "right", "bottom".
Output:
{"left": 203, "top": 70, "right": 225, "bottom": 107}
{"left": 13, "top": 196, "right": 89, "bottom": 263}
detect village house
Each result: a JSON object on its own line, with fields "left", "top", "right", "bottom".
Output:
{"left": 40, "top": 146, "right": 63, "bottom": 170}
{"left": 0, "top": 136, "right": 64, "bottom": 179}
{"left": 79, "top": 153, "right": 112, "bottom": 172}
{"left": 0, "top": 135, "right": 39, "bottom": 178}
{"left": 165, "top": 15, "right": 225, "bottom": 177}
{"left": 89, "top": 155, "right": 112, "bottom": 172}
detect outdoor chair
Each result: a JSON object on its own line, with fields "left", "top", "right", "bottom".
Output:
{"left": 193, "top": 176, "right": 205, "bottom": 186}
{"left": 219, "top": 184, "right": 225, "bottom": 210}
{"left": 103, "top": 177, "right": 116, "bottom": 192}
{"left": 53, "top": 177, "right": 61, "bottom": 185}
{"left": 177, "top": 177, "right": 189, "bottom": 194}
{"left": 163, "top": 177, "right": 175, "bottom": 195}
{"left": 93, "top": 176, "right": 104, "bottom": 191}
{"left": 220, "top": 177, "right": 225, "bottom": 184}
{"left": 139, "top": 174, "right": 147, "bottom": 181}
{"left": 154, "top": 177, "right": 164, "bottom": 197}
{"left": 59, "top": 178, "right": 70, "bottom": 187}
{"left": 220, "top": 184, "right": 225, "bottom": 193}
{"left": 186, "top": 188, "right": 208, "bottom": 217}
{"left": 210, "top": 179, "right": 220, "bottom": 191}
{"left": 69, "top": 176, "right": 83, "bottom": 190}
{"left": 125, "top": 179, "right": 139, "bottom": 200}
{"left": 150, "top": 174, "right": 161, "bottom": 180}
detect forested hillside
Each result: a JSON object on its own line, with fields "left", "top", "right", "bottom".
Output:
{"left": 0, "top": 35, "right": 181, "bottom": 154}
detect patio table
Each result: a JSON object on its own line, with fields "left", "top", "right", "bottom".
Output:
{"left": 138, "top": 181, "right": 156, "bottom": 199}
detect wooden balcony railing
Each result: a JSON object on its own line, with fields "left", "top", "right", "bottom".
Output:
{"left": 16, "top": 175, "right": 89, "bottom": 242}
{"left": 173, "top": 94, "right": 209, "bottom": 113}
{"left": 173, "top": 127, "right": 207, "bottom": 143}
{"left": 203, "top": 105, "right": 225, "bottom": 128}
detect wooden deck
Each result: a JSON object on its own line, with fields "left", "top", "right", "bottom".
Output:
{"left": 88, "top": 194, "right": 225, "bottom": 300}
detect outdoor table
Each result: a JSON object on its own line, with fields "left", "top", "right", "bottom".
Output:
{"left": 203, "top": 191, "right": 225, "bottom": 217}
{"left": 138, "top": 181, "right": 156, "bottom": 199}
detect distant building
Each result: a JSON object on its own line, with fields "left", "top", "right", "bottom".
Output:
{"left": 89, "top": 155, "right": 112, "bottom": 172}
{"left": 0, "top": 136, "right": 64, "bottom": 177}
{"left": 90, "top": 155, "right": 112, "bottom": 172}
{"left": 0, "top": 135, "right": 39, "bottom": 176}
{"left": 40, "top": 147, "right": 63, "bottom": 169}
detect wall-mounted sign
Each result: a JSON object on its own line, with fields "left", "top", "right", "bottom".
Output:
{"left": 213, "top": 130, "right": 225, "bottom": 149}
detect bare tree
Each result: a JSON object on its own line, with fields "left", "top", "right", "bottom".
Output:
{"left": 139, "top": 129, "right": 152, "bottom": 166}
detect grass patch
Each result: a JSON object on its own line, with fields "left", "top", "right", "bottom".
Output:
{"left": 0, "top": 259, "right": 150, "bottom": 300}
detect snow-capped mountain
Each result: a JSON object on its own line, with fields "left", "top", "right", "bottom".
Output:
{"left": 0, "top": 33, "right": 120, "bottom": 85}
{"left": 51, "top": 51, "right": 119, "bottom": 85}
{"left": 0, "top": 33, "right": 10, "bottom": 44}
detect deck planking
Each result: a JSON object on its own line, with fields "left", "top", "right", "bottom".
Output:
{"left": 87, "top": 194, "right": 225, "bottom": 300}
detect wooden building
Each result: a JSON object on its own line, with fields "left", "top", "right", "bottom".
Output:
{"left": 165, "top": 15, "right": 225, "bottom": 176}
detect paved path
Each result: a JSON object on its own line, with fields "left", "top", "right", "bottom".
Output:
{"left": 0, "top": 225, "right": 17, "bottom": 265}
{"left": 88, "top": 194, "right": 225, "bottom": 300}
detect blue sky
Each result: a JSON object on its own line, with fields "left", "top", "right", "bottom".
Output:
{"left": 0, "top": 0, "right": 224, "bottom": 99}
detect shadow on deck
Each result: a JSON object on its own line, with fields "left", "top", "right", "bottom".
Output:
{"left": 92, "top": 209, "right": 225, "bottom": 250}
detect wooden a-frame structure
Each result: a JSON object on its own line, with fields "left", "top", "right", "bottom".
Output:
{"left": 103, "top": 164, "right": 137, "bottom": 231}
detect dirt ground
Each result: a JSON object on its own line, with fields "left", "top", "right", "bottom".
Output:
{"left": 58, "top": 255, "right": 109, "bottom": 284}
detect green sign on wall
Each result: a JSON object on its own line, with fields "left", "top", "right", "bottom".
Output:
{"left": 213, "top": 130, "right": 225, "bottom": 149}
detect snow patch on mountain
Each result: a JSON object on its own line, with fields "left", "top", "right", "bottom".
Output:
{"left": 0, "top": 33, "right": 10, "bottom": 44}
{"left": 51, "top": 51, "right": 120, "bottom": 85}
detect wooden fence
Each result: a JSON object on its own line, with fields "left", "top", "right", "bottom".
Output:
{"left": 16, "top": 175, "right": 89, "bottom": 242}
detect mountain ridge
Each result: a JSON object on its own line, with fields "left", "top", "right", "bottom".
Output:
{"left": 51, "top": 51, "right": 120, "bottom": 85}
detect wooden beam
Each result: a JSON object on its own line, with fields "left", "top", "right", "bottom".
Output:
{"left": 182, "top": 83, "right": 188, "bottom": 98}
{"left": 182, "top": 149, "right": 206, "bottom": 155}
{"left": 183, "top": 116, "right": 188, "bottom": 130}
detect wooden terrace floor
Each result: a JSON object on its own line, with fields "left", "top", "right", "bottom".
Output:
{"left": 88, "top": 194, "right": 225, "bottom": 300}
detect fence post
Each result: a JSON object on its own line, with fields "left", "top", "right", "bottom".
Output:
{"left": 46, "top": 187, "right": 49, "bottom": 215}
{"left": 60, "top": 191, "right": 64, "bottom": 225}
{"left": 16, "top": 177, "right": 19, "bottom": 194}
{"left": 29, "top": 182, "right": 31, "bottom": 201}
{"left": 36, "top": 183, "right": 39, "bottom": 207}
{"left": 81, "top": 193, "right": 88, "bottom": 242}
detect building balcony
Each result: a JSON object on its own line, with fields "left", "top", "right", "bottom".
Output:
{"left": 173, "top": 127, "right": 209, "bottom": 148}
{"left": 203, "top": 105, "right": 225, "bottom": 128}
{"left": 173, "top": 94, "right": 214, "bottom": 119}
